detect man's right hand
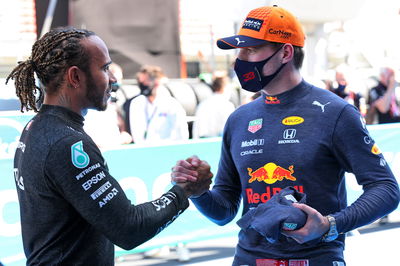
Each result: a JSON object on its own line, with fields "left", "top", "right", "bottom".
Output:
{"left": 172, "top": 155, "right": 213, "bottom": 198}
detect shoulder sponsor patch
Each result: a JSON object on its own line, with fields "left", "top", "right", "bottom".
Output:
{"left": 71, "top": 141, "right": 90, "bottom": 169}
{"left": 248, "top": 118, "right": 263, "bottom": 133}
{"left": 371, "top": 144, "right": 381, "bottom": 155}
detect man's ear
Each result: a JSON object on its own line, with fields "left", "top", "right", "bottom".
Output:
{"left": 282, "top": 44, "right": 294, "bottom": 64}
{"left": 66, "top": 66, "right": 83, "bottom": 89}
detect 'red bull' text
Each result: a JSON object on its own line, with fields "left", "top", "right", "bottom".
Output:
{"left": 245, "top": 186, "right": 304, "bottom": 204}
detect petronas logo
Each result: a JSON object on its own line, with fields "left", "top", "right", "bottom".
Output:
{"left": 71, "top": 141, "right": 90, "bottom": 169}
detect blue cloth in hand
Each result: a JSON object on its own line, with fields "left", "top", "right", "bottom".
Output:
{"left": 237, "top": 186, "right": 307, "bottom": 243}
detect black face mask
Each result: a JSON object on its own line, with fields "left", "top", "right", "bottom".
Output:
{"left": 234, "top": 45, "right": 286, "bottom": 92}
{"left": 138, "top": 82, "right": 152, "bottom": 97}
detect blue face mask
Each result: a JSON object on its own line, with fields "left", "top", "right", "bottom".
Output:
{"left": 234, "top": 45, "right": 286, "bottom": 92}
{"left": 336, "top": 84, "right": 346, "bottom": 93}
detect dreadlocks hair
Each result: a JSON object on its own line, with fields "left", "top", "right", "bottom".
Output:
{"left": 5, "top": 26, "right": 95, "bottom": 112}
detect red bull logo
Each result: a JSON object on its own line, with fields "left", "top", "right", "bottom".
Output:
{"left": 265, "top": 96, "right": 281, "bottom": 104}
{"left": 247, "top": 162, "right": 296, "bottom": 184}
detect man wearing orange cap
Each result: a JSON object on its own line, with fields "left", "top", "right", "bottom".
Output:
{"left": 172, "top": 6, "right": 399, "bottom": 265}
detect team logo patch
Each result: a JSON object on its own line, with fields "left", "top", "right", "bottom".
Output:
{"left": 247, "top": 162, "right": 296, "bottom": 185}
{"left": 71, "top": 141, "right": 90, "bottom": 168}
{"left": 265, "top": 96, "right": 280, "bottom": 104}
{"left": 248, "top": 118, "right": 263, "bottom": 133}
{"left": 242, "top": 17, "right": 263, "bottom": 31}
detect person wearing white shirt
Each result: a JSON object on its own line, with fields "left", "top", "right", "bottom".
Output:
{"left": 193, "top": 75, "right": 235, "bottom": 138}
{"left": 129, "top": 65, "right": 189, "bottom": 144}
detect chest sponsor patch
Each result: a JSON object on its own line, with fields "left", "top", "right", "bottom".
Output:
{"left": 71, "top": 141, "right": 90, "bottom": 169}
{"left": 282, "top": 116, "right": 304, "bottom": 126}
{"left": 248, "top": 118, "right": 263, "bottom": 133}
{"left": 278, "top": 129, "right": 300, "bottom": 144}
{"left": 247, "top": 162, "right": 296, "bottom": 184}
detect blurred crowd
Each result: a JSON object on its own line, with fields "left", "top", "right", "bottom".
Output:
{"left": 83, "top": 63, "right": 400, "bottom": 149}
{"left": 322, "top": 65, "right": 400, "bottom": 125}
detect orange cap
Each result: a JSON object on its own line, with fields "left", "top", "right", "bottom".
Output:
{"left": 217, "top": 6, "right": 305, "bottom": 49}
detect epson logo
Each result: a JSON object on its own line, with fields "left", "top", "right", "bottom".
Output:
{"left": 82, "top": 171, "right": 106, "bottom": 191}
{"left": 241, "top": 139, "right": 264, "bottom": 147}
{"left": 268, "top": 28, "right": 292, "bottom": 39}
{"left": 242, "top": 18, "right": 263, "bottom": 31}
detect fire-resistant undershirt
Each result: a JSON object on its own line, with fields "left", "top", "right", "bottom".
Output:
{"left": 14, "top": 105, "right": 189, "bottom": 265}
{"left": 192, "top": 80, "right": 399, "bottom": 263}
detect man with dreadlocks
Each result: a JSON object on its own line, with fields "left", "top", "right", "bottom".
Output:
{"left": 6, "top": 26, "right": 212, "bottom": 265}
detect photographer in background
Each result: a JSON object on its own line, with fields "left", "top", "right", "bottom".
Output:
{"left": 368, "top": 67, "right": 400, "bottom": 124}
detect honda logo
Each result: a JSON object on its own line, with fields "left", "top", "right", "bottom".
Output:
{"left": 283, "top": 129, "right": 296, "bottom": 139}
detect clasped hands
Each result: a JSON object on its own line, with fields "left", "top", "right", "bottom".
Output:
{"left": 171, "top": 155, "right": 213, "bottom": 198}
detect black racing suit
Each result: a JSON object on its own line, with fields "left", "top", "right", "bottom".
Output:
{"left": 13, "top": 105, "right": 189, "bottom": 265}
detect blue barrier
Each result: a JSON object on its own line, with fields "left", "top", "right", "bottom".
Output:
{"left": 0, "top": 112, "right": 399, "bottom": 265}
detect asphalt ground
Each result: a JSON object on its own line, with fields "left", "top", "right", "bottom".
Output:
{"left": 115, "top": 212, "right": 400, "bottom": 266}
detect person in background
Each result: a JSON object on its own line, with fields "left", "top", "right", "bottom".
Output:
{"left": 126, "top": 65, "right": 189, "bottom": 144}
{"left": 5, "top": 26, "right": 212, "bottom": 265}
{"left": 367, "top": 66, "right": 400, "bottom": 124}
{"left": 108, "top": 62, "right": 133, "bottom": 137}
{"left": 171, "top": 6, "right": 399, "bottom": 265}
{"left": 327, "top": 65, "right": 366, "bottom": 116}
{"left": 367, "top": 66, "right": 400, "bottom": 223}
{"left": 84, "top": 63, "right": 132, "bottom": 148}
{"left": 192, "top": 72, "right": 235, "bottom": 138}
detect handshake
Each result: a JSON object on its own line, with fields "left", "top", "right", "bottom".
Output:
{"left": 171, "top": 155, "right": 214, "bottom": 198}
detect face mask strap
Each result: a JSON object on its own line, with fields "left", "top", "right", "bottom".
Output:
{"left": 256, "top": 44, "right": 286, "bottom": 87}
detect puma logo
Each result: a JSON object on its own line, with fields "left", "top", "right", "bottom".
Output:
{"left": 235, "top": 37, "right": 245, "bottom": 46}
{"left": 312, "top": 101, "right": 331, "bottom": 112}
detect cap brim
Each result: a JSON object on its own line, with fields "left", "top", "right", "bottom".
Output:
{"left": 216, "top": 35, "right": 268, "bottom": 50}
